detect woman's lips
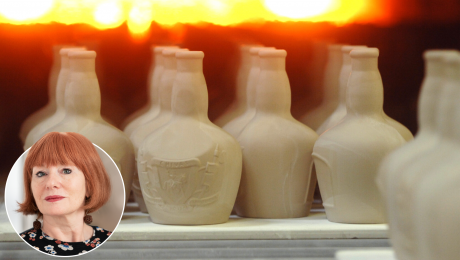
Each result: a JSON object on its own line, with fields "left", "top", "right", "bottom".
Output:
{"left": 45, "top": 195, "right": 65, "bottom": 202}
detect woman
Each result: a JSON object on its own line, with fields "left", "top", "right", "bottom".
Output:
{"left": 17, "top": 132, "right": 112, "bottom": 256}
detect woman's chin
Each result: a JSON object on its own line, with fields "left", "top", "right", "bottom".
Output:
{"left": 41, "top": 209, "right": 84, "bottom": 219}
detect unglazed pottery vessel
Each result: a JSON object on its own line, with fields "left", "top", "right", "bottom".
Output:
{"left": 130, "top": 48, "right": 188, "bottom": 213}
{"left": 33, "top": 50, "right": 135, "bottom": 199}
{"left": 24, "top": 47, "right": 86, "bottom": 149}
{"left": 377, "top": 50, "right": 457, "bottom": 260}
{"left": 300, "top": 44, "right": 343, "bottom": 130}
{"left": 123, "top": 45, "right": 179, "bottom": 136}
{"left": 19, "top": 45, "right": 70, "bottom": 144}
{"left": 378, "top": 51, "right": 460, "bottom": 260}
{"left": 138, "top": 51, "right": 242, "bottom": 225}
{"left": 235, "top": 49, "right": 318, "bottom": 218}
{"left": 317, "top": 45, "right": 413, "bottom": 142}
{"left": 413, "top": 54, "right": 460, "bottom": 260}
{"left": 214, "top": 44, "right": 261, "bottom": 127}
{"left": 316, "top": 45, "right": 366, "bottom": 135}
{"left": 223, "top": 46, "right": 275, "bottom": 138}
{"left": 312, "top": 48, "right": 406, "bottom": 224}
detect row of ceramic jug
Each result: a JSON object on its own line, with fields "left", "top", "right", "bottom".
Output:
{"left": 20, "top": 44, "right": 414, "bottom": 226}
{"left": 378, "top": 50, "right": 460, "bottom": 260}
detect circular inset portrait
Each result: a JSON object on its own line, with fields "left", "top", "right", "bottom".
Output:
{"left": 4, "top": 132, "right": 125, "bottom": 257}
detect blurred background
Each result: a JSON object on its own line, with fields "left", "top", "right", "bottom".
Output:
{"left": 1, "top": 0, "right": 460, "bottom": 190}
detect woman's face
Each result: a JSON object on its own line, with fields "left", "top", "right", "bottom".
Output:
{"left": 31, "top": 164, "right": 87, "bottom": 217}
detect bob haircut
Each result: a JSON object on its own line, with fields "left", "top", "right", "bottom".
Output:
{"left": 18, "top": 132, "right": 111, "bottom": 217}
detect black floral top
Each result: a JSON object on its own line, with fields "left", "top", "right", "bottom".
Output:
{"left": 19, "top": 226, "right": 111, "bottom": 256}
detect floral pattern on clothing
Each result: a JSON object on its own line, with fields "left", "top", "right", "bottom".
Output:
{"left": 19, "top": 226, "right": 111, "bottom": 256}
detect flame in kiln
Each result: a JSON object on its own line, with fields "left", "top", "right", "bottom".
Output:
{"left": 0, "top": 0, "right": 373, "bottom": 35}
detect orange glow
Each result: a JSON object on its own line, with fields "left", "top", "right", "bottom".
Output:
{"left": 94, "top": 0, "right": 124, "bottom": 27}
{"left": 0, "top": 0, "right": 384, "bottom": 34}
{"left": 264, "top": 0, "right": 336, "bottom": 19}
{"left": 0, "top": 0, "right": 54, "bottom": 22}
{"left": 127, "top": 0, "right": 153, "bottom": 37}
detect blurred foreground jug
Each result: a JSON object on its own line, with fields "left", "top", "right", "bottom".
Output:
{"left": 35, "top": 50, "right": 135, "bottom": 199}
{"left": 379, "top": 51, "right": 460, "bottom": 260}
{"left": 138, "top": 51, "right": 242, "bottom": 225}
{"left": 377, "top": 50, "right": 457, "bottom": 260}
{"left": 312, "top": 48, "right": 407, "bottom": 223}
{"left": 235, "top": 49, "right": 318, "bottom": 218}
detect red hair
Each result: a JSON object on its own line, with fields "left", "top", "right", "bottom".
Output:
{"left": 17, "top": 132, "right": 111, "bottom": 217}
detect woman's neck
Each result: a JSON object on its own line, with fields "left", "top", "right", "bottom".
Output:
{"left": 41, "top": 211, "right": 93, "bottom": 242}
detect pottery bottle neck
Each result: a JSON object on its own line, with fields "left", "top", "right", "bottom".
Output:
{"left": 346, "top": 48, "right": 384, "bottom": 117}
{"left": 437, "top": 54, "right": 460, "bottom": 139}
{"left": 246, "top": 47, "right": 268, "bottom": 109}
{"left": 150, "top": 46, "right": 179, "bottom": 107}
{"left": 246, "top": 54, "right": 260, "bottom": 109}
{"left": 55, "top": 54, "right": 70, "bottom": 110}
{"left": 323, "top": 44, "right": 343, "bottom": 102}
{"left": 172, "top": 51, "right": 209, "bottom": 120}
{"left": 255, "top": 50, "right": 291, "bottom": 115}
{"left": 338, "top": 45, "right": 367, "bottom": 105}
{"left": 236, "top": 46, "right": 252, "bottom": 102}
{"left": 418, "top": 51, "right": 457, "bottom": 134}
{"left": 65, "top": 51, "right": 101, "bottom": 119}
{"left": 150, "top": 51, "right": 164, "bottom": 105}
{"left": 56, "top": 47, "right": 85, "bottom": 111}
{"left": 159, "top": 49, "right": 186, "bottom": 112}
{"left": 47, "top": 46, "right": 64, "bottom": 110}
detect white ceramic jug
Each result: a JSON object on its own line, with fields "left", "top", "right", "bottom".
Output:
{"left": 316, "top": 45, "right": 367, "bottom": 135}
{"left": 34, "top": 50, "right": 135, "bottom": 200}
{"left": 223, "top": 46, "right": 274, "bottom": 138}
{"left": 377, "top": 50, "right": 457, "bottom": 260}
{"left": 214, "top": 44, "right": 261, "bottom": 127}
{"left": 300, "top": 44, "right": 343, "bottom": 130}
{"left": 312, "top": 48, "right": 406, "bottom": 223}
{"left": 123, "top": 45, "right": 178, "bottom": 136}
{"left": 19, "top": 45, "right": 69, "bottom": 143}
{"left": 379, "top": 51, "right": 460, "bottom": 260}
{"left": 138, "top": 51, "right": 242, "bottom": 225}
{"left": 129, "top": 48, "right": 188, "bottom": 212}
{"left": 413, "top": 53, "right": 460, "bottom": 260}
{"left": 24, "top": 47, "right": 86, "bottom": 149}
{"left": 235, "top": 49, "right": 318, "bottom": 218}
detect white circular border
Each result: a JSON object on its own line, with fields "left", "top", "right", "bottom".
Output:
{"left": 4, "top": 143, "right": 126, "bottom": 258}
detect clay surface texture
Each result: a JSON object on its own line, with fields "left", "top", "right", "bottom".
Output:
{"left": 313, "top": 48, "right": 407, "bottom": 224}
{"left": 138, "top": 51, "right": 242, "bottom": 225}
{"left": 235, "top": 49, "right": 318, "bottom": 219}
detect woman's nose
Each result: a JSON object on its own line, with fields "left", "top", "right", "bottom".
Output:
{"left": 45, "top": 168, "right": 61, "bottom": 189}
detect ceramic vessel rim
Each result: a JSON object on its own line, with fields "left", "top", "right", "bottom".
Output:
{"left": 442, "top": 53, "right": 460, "bottom": 64}
{"left": 249, "top": 47, "right": 274, "bottom": 55}
{"left": 68, "top": 50, "right": 96, "bottom": 59}
{"left": 176, "top": 51, "right": 204, "bottom": 59}
{"left": 162, "top": 48, "right": 189, "bottom": 56}
{"left": 350, "top": 48, "right": 379, "bottom": 58}
{"left": 328, "top": 44, "right": 345, "bottom": 51}
{"left": 259, "top": 49, "right": 287, "bottom": 57}
{"left": 60, "top": 47, "right": 86, "bottom": 56}
{"left": 154, "top": 45, "right": 179, "bottom": 53}
{"left": 341, "top": 45, "right": 367, "bottom": 53}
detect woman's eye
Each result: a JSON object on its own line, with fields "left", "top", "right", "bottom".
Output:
{"left": 63, "top": 168, "right": 72, "bottom": 174}
{"left": 36, "top": 171, "right": 46, "bottom": 177}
